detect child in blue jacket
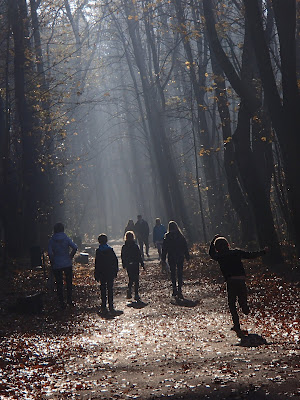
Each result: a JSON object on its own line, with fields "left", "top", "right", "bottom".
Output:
{"left": 153, "top": 218, "right": 167, "bottom": 263}
{"left": 48, "top": 223, "right": 77, "bottom": 309}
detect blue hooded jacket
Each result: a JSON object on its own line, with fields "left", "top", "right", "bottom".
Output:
{"left": 153, "top": 224, "right": 167, "bottom": 243}
{"left": 48, "top": 232, "right": 77, "bottom": 270}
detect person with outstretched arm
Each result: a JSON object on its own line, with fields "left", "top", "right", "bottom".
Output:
{"left": 209, "top": 234, "right": 267, "bottom": 337}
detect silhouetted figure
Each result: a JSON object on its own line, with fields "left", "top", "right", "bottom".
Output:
{"left": 48, "top": 223, "right": 77, "bottom": 309}
{"left": 124, "top": 219, "right": 135, "bottom": 237}
{"left": 209, "top": 234, "right": 267, "bottom": 337}
{"left": 153, "top": 218, "right": 167, "bottom": 264}
{"left": 161, "top": 221, "right": 190, "bottom": 300}
{"left": 94, "top": 234, "right": 119, "bottom": 315}
{"left": 121, "top": 231, "right": 145, "bottom": 302}
{"left": 134, "top": 215, "right": 150, "bottom": 258}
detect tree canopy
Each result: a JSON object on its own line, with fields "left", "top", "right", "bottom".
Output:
{"left": 0, "top": 0, "right": 299, "bottom": 266}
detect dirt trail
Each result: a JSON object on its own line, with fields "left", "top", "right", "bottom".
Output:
{"left": 0, "top": 243, "right": 299, "bottom": 399}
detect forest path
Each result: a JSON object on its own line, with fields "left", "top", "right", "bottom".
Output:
{"left": 0, "top": 244, "right": 299, "bottom": 399}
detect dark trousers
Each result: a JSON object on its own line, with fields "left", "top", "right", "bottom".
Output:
{"left": 53, "top": 267, "right": 72, "bottom": 306}
{"left": 100, "top": 278, "right": 114, "bottom": 310}
{"left": 156, "top": 241, "right": 163, "bottom": 260}
{"left": 226, "top": 279, "right": 250, "bottom": 329}
{"left": 137, "top": 237, "right": 149, "bottom": 258}
{"left": 127, "top": 263, "right": 140, "bottom": 295}
{"left": 169, "top": 256, "right": 184, "bottom": 295}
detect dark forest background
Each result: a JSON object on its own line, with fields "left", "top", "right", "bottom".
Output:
{"left": 0, "top": 0, "right": 300, "bottom": 266}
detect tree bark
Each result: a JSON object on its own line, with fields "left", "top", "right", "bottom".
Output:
{"left": 243, "top": 0, "right": 300, "bottom": 259}
{"left": 210, "top": 49, "right": 257, "bottom": 245}
{"left": 204, "top": 0, "right": 282, "bottom": 261}
{"left": 10, "top": 0, "right": 40, "bottom": 252}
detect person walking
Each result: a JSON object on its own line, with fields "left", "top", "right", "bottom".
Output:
{"left": 121, "top": 230, "right": 145, "bottom": 302}
{"left": 134, "top": 215, "right": 150, "bottom": 259}
{"left": 123, "top": 219, "right": 135, "bottom": 237}
{"left": 153, "top": 218, "right": 167, "bottom": 265}
{"left": 209, "top": 234, "right": 267, "bottom": 337}
{"left": 161, "top": 221, "right": 190, "bottom": 300}
{"left": 48, "top": 222, "right": 78, "bottom": 309}
{"left": 94, "top": 233, "right": 119, "bottom": 315}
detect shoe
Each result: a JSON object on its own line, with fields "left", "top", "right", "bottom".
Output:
{"left": 236, "top": 329, "right": 248, "bottom": 338}
{"left": 231, "top": 326, "right": 248, "bottom": 337}
{"left": 109, "top": 308, "right": 117, "bottom": 315}
{"left": 127, "top": 289, "right": 132, "bottom": 299}
{"left": 134, "top": 294, "right": 140, "bottom": 301}
{"left": 171, "top": 294, "right": 177, "bottom": 302}
{"left": 146, "top": 253, "right": 150, "bottom": 258}
{"left": 177, "top": 292, "right": 184, "bottom": 300}
{"left": 100, "top": 307, "right": 109, "bottom": 315}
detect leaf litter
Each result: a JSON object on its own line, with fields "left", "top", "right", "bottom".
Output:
{"left": 0, "top": 243, "right": 299, "bottom": 399}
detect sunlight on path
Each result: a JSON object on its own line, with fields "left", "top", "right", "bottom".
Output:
{"left": 45, "top": 256, "right": 299, "bottom": 400}
{"left": 1, "top": 250, "right": 299, "bottom": 400}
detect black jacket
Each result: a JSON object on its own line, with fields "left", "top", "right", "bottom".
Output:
{"left": 121, "top": 241, "right": 144, "bottom": 269}
{"left": 209, "top": 239, "right": 265, "bottom": 281}
{"left": 134, "top": 219, "right": 149, "bottom": 240}
{"left": 161, "top": 231, "right": 189, "bottom": 262}
{"left": 94, "top": 246, "right": 118, "bottom": 282}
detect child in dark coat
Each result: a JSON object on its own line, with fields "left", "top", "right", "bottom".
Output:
{"left": 94, "top": 234, "right": 118, "bottom": 314}
{"left": 209, "top": 234, "right": 266, "bottom": 336}
{"left": 121, "top": 231, "right": 145, "bottom": 301}
{"left": 161, "top": 221, "right": 190, "bottom": 299}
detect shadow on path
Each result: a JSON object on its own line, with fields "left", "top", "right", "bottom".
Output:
{"left": 97, "top": 309, "right": 124, "bottom": 320}
{"left": 127, "top": 300, "right": 148, "bottom": 309}
{"left": 148, "top": 385, "right": 284, "bottom": 400}
{"left": 171, "top": 298, "right": 199, "bottom": 307}
{"left": 237, "top": 333, "right": 268, "bottom": 347}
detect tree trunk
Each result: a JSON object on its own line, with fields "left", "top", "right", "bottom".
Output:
{"left": 233, "top": 103, "right": 282, "bottom": 262}
{"left": 174, "top": 0, "right": 226, "bottom": 237}
{"left": 210, "top": 49, "right": 257, "bottom": 245}
{"left": 204, "top": 0, "right": 282, "bottom": 261}
{"left": 243, "top": 0, "right": 300, "bottom": 259}
{"left": 10, "top": 0, "right": 39, "bottom": 253}
{"left": 122, "top": 0, "right": 192, "bottom": 236}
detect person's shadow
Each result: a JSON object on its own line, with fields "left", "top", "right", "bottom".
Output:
{"left": 97, "top": 309, "right": 124, "bottom": 320}
{"left": 171, "top": 298, "right": 199, "bottom": 307}
{"left": 127, "top": 300, "right": 148, "bottom": 309}
{"left": 238, "top": 333, "right": 268, "bottom": 347}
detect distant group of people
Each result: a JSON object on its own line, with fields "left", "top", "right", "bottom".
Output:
{"left": 48, "top": 218, "right": 267, "bottom": 337}
{"left": 123, "top": 215, "right": 150, "bottom": 259}
{"left": 121, "top": 216, "right": 190, "bottom": 302}
{"left": 123, "top": 215, "right": 168, "bottom": 262}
